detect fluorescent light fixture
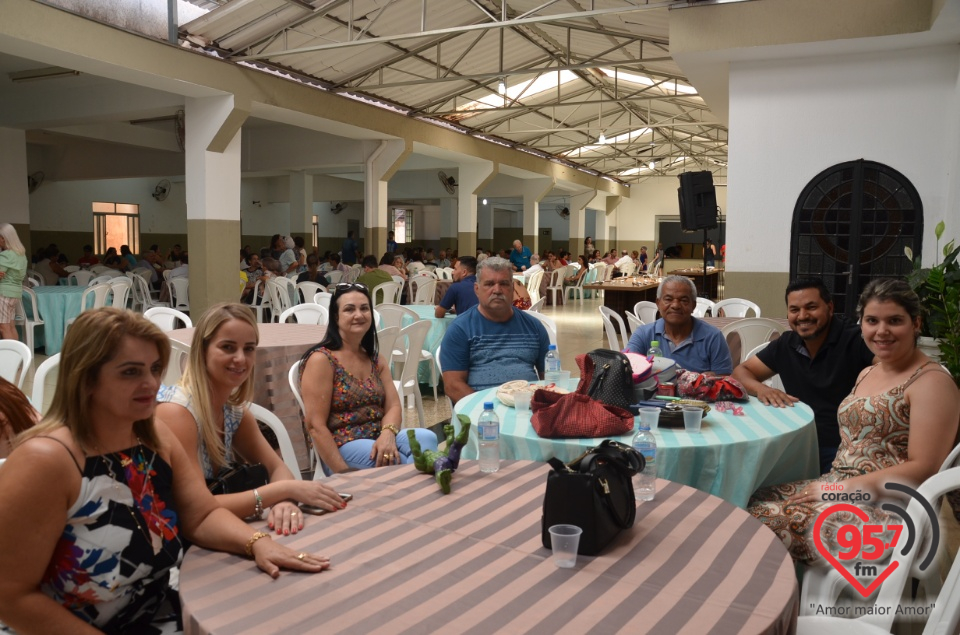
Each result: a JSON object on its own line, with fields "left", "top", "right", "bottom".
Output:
{"left": 648, "top": 161, "right": 656, "bottom": 169}
{"left": 497, "top": 79, "right": 506, "bottom": 95}
{"left": 598, "top": 132, "right": 606, "bottom": 144}
{"left": 482, "top": 198, "right": 488, "bottom": 205}
{"left": 9, "top": 66, "right": 80, "bottom": 83}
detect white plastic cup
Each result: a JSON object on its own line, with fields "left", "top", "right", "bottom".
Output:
{"left": 558, "top": 370, "right": 572, "bottom": 385}
{"left": 544, "top": 371, "right": 562, "bottom": 383}
{"left": 639, "top": 407, "right": 661, "bottom": 431}
{"left": 548, "top": 524, "right": 582, "bottom": 568}
{"left": 682, "top": 406, "right": 703, "bottom": 432}
{"left": 513, "top": 391, "right": 532, "bottom": 412}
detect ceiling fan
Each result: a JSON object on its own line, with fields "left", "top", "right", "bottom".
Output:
{"left": 152, "top": 179, "right": 171, "bottom": 201}
{"left": 438, "top": 170, "right": 458, "bottom": 195}
{"left": 331, "top": 202, "right": 349, "bottom": 214}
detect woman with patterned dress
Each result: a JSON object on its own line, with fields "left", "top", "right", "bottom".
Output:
{"left": 748, "top": 279, "right": 959, "bottom": 564}
{"left": 0, "top": 308, "right": 330, "bottom": 635}
{"left": 299, "top": 282, "right": 437, "bottom": 474}
{"left": 157, "top": 304, "right": 344, "bottom": 536}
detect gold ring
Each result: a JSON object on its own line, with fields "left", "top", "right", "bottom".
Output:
{"left": 297, "top": 553, "right": 306, "bottom": 561}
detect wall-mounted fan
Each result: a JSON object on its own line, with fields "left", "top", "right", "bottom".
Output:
{"left": 331, "top": 202, "right": 349, "bottom": 214}
{"left": 152, "top": 179, "right": 171, "bottom": 201}
{"left": 438, "top": 170, "right": 458, "bottom": 195}
{"left": 27, "top": 171, "right": 44, "bottom": 193}
{"left": 556, "top": 205, "right": 570, "bottom": 219}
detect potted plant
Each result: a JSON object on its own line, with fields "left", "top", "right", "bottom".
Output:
{"left": 905, "top": 220, "right": 960, "bottom": 385}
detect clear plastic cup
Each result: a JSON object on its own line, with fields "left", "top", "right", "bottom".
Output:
{"left": 558, "top": 370, "right": 572, "bottom": 385}
{"left": 548, "top": 524, "right": 582, "bottom": 568}
{"left": 544, "top": 371, "right": 562, "bottom": 383}
{"left": 683, "top": 406, "right": 703, "bottom": 432}
{"left": 513, "top": 391, "right": 532, "bottom": 412}
{"left": 639, "top": 407, "right": 661, "bottom": 431}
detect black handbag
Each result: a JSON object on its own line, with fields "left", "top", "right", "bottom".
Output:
{"left": 575, "top": 349, "right": 636, "bottom": 412}
{"left": 541, "top": 440, "right": 644, "bottom": 556}
{"left": 206, "top": 463, "right": 269, "bottom": 496}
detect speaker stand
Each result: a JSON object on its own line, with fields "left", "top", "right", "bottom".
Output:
{"left": 701, "top": 229, "right": 709, "bottom": 300}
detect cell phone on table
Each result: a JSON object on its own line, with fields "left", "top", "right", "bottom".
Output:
{"left": 299, "top": 493, "right": 352, "bottom": 515}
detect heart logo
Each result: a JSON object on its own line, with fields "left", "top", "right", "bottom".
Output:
{"left": 813, "top": 503, "right": 899, "bottom": 598}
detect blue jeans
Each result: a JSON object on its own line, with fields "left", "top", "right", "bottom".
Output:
{"left": 335, "top": 429, "right": 439, "bottom": 471}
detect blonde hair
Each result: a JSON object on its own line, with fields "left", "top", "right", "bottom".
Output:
{"left": 179, "top": 303, "right": 258, "bottom": 471}
{"left": 0, "top": 224, "right": 26, "bottom": 256}
{"left": 20, "top": 308, "right": 169, "bottom": 451}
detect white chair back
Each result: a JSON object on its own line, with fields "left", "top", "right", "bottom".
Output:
{"left": 720, "top": 318, "right": 787, "bottom": 366}
{"left": 625, "top": 311, "right": 644, "bottom": 336}
{"left": 0, "top": 340, "right": 32, "bottom": 389}
{"left": 372, "top": 281, "right": 402, "bottom": 306}
{"left": 524, "top": 311, "right": 558, "bottom": 348}
{"left": 714, "top": 298, "right": 761, "bottom": 318}
{"left": 168, "top": 277, "right": 190, "bottom": 312}
{"left": 163, "top": 339, "right": 191, "bottom": 386}
{"left": 144, "top": 307, "right": 193, "bottom": 331}
{"left": 26, "top": 270, "right": 45, "bottom": 287}
{"left": 743, "top": 342, "right": 784, "bottom": 391}
{"left": 375, "top": 303, "right": 417, "bottom": 331}
{"left": 107, "top": 277, "right": 133, "bottom": 309}
{"left": 279, "top": 304, "right": 329, "bottom": 325}
{"left": 599, "top": 306, "right": 627, "bottom": 351}
{"left": 31, "top": 353, "right": 60, "bottom": 413}
{"left": 16, "top": 287, "right": 44, "bottom": 352}
{"left": 248, "top": 403, "right": 302, "bottom": 480}
{"left": 633, "top": 300, "right": 658, "bottom": 324}
{"left": 89, "top": 274, "right": 115, "bottom": 286}
{"left": 296, "top": 281, "right": 326, "bottom": 304}
{"left": 395, "top": 320, "right": 431, "bottom": 427}
{"left": 527, "top": 270, "right": 545, "bottom": 304}
{"left": 313, "top": 292, "right": 332, "bottom": 312}
{"left": 412, "top": 278, "right": 437, "bottom": 305}
{"left": 527, "top": 297, "right": 545, "bottom": 313}
{"left": 287, "top": 360, "right": 328, "bottom": 480}
{"left": 265, "top": 280, "right": 292, "bottom": 322}
{"left": 545, "top": 269, "right": 565, "bottom": 306}
{"left": 325, "top": 270, "right": 344, "bottom": 284}
{"left": 80, "top": 283, "right": 113, "bottom": 314}
{"left": 694, "top": 297, "right": 715, "bottom": 318}
{"left": 619, "top": 262, "right": 637, "bottom": 277}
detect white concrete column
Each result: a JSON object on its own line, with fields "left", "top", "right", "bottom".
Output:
{"left": 185, "top": 95, "right": 248, "bottom": 314}
{"left": 457, "top": 161, "right": 497, "bottom": 257}
{"left": 439, "top": 198, "right": 458, "bottom": 249}
{"left": 289, "top": 171, "right": 313, "bottom": 236}
{"left": 567, "top": 189, "right": 597, "bottom": 256}
{"left": 0, "top": 128, "right": 30, "bottom": 250}
{"left": 521, "top": 178, "right": 554, "bottom": 254}
{"left": 365, "top": 140, "right": 411, "bottom": 255}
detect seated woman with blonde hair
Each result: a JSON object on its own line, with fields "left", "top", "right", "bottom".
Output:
{"left": 748, "top": 278, "right": 960, "bottom": 564}
{"left": 0, "top": 377, "right": 39, "bottom": 458}
{"left": 158, "top": 303, "right": 345, "bottom": 537}
{"left": 0, "top": 308, "right": 328, "bottom": 634}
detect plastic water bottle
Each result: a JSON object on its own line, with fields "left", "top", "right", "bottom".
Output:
{"left": 478, "top": 402, "right": 500, "bottom": 473}
{"left": 632, "top": 425, "right": 657, "bottom": 501}
{"left": 544, "top": 344, "right": 562, "bottom": 381}
{"left": 646, "top": 340, "right": 663, "bottom": 359}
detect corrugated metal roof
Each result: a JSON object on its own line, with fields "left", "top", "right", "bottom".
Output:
{"left": 182, "top": 0, "right": 728, "bottom": 182}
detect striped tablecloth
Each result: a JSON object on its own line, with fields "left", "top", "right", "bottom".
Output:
{"left": 169, "top": 323, "right": 326, "bottom": 470}
{"left": 179, "top": 461, "right": 799, "bottom": 635}
{"left": 454, "top": 385, "right": 818, "bottom": 508}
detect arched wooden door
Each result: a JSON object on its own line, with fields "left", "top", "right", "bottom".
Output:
{"left": 790, "top": 159, "right": 923, "bottom": 317}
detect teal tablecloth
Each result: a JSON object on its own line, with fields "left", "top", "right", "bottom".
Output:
{"left": 453, "top": 385, "right": 819, "bottom": 508}
{"left": 400, "top": 304, "right": 454, "bottom": 386}
{"left": 24, "top": 286, "right": 87, "bottom": 354}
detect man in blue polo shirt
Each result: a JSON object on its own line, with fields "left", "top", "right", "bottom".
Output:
{"left": 509, "top": 239, "right": 532, "bottom": 271}
{"left": 626, "top": 275, "right": 732, "bottom": 375}
{"left": 435, "top": 256, "right": 478, "bottom": 318}
{"left": 732, "top": 278, "right": 875, "bottom": 473}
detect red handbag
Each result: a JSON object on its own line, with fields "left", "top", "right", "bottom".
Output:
{"left": 530, "top": 389, "right": 635, "bottom": 439}
{"left": 675, "top": 370, "right": 748, "bottom": 402}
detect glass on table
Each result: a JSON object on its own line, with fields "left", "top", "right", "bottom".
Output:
{"left": 639, "top": 407, "right": 661, "bottom": 431}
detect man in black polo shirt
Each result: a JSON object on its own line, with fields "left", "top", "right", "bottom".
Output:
{"left": 732, "top": 279, "right": 875, "bottom": 474}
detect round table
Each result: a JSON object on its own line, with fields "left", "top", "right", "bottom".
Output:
{"left": 179, "top": 461, "right": 799, "bottom": 635}
{"left": 169, "top": 323, "right": 326, "bottom": 470}
{"left": 23, "top": 286, "right": 88, "bottom": 354}
{"left": 453, "top": 382, "right": 819, "bottom": 508}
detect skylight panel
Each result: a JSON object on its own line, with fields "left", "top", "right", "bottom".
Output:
{"left": 454, "top": 70, "right": 580, "bottom": 117}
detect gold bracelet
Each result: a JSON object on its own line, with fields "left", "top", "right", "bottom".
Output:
{"left": 382, "top": 424, "right": 400, "bottom": 436}
{"left": 244, "top": 531, "right": 271, "bottom": 557}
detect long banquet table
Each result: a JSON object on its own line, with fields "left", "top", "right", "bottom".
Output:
{"left": 453, "top": 382, "right": 818, "bottom": 508}
{"left": 179, "top": 461, "right": 800, "bottom": 635}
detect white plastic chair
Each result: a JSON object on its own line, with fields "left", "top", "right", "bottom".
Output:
{"left": 313, "top": 291, "right": 332, "bottom": 313}
{"left": 599, "top": 306, "right": 628, "bottom": 351}
{"left": 0, "top": 340, "right": 32, "bottom": 389}
{"left": 394, "top": 320, "right": 431, "bottom": 427}
{"left": 16, "top": 287, "right": 44, "bottom": 352}
{"left": 279, "top": 304, "right": 329, "bottom": 325}
{"left": 129, "top": 273, "right": 168, "bottom": 313}
{"left": 720, "top": 318, "right": 787, "bottom": 366}
{"left": 377, "top": 304, "right": 439, "bottom": 400}
{"left": 107, "top": 277, "right": 133, "bottom": 309}
{"left": 372, "top": 281, "right": 402, "bottom": 306}
{"left": 527, "top": 297, "right": 545, "bottom": 313}
{"left": 412, "top": 278, "right": 437, "bottom": 305}
{"left": 163, "top": 339, "right": 191, "bottom": 386}
{"left": 694, "top": 297, "right": 715, "bottom": 318}
{"left": 566, "top": 266, "right": 590, "bottom": 302}
{"left": 89, "top": 274, "right": 116, "bottom": 286}
{"left": 66, "top": 270, "right": 94, "bottom": 286}
{"left": 325, "top": 270, "right": 344, "bottom": 285}
{"left": 619, "top": 262, "right": 637, "bottom": 277}
{"left": 65, "top": 283, "right": 112, "bottom": 331}
{"left": 633, "top": 300, "right": 658, "bottom": 324}
{"left": 545, "top": 268, "right": 565, "bottom": 306}
{"left": 713, "top": 297, "right": 761, "bottom": 318}
{"left": 743, "top": 342, "right": 784, "bottom": 391}
{"left": 144, "top": 307, "right": 193, "bottom": 331}
{"left": 26, "top": 270, "right": 45, "bottom": 287}
{"left": 524, "top": 311, "right": 558, "bottom": 349}
{"left": 248, "top": 403, "right": 302, "bottom": 480}
{"left": 265, "top": 280, "right": 292, "bottom": 322}
{"left": 527, "top": 270, "right": 545, "bottom": 304}
{"left": 31, "top": 353, "right": 60, "bottom": 412}
{"left": 167, "top": 277, "right": 190, "bottom": 313}
{"left": 287, "top": 360, "right": 328, "bottom": 481}
{"left": 296, "top": 281, "right": 326, "bottom": 304}
{"left": 625, "top": 310, "right": 645, "bottom": 336}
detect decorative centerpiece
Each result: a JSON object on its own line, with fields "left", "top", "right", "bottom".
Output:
{"left": 407, "top": 415, "right": 471, "bottom": 494}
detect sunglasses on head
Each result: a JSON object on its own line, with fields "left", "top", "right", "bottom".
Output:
{"left": 334, "top": 282, "right": 368, "bottom": 294}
